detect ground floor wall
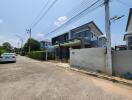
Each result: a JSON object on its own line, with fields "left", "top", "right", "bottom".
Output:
{"left": 70, "top": 48, "right": 106, "bottom": 73}
{"left": 54, "top": 46, "right": 70, "bottom": 62}
{"left": 112, "top": 50, "right": 132, "bottom": 76}
{"left": 70, "top": 48, "right": 132, "bottom": 77}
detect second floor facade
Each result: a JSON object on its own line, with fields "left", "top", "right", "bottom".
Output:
{"left": 52, "top": 21, "right": 106, "bottom": 48}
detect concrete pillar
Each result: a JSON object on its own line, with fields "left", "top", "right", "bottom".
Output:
{"left": 69, "top": 31, "right": 71, "bottom": 40}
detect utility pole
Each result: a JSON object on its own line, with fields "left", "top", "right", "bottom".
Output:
{"left": 16, "top": 35, "right": 24, "bottom": 54}
{"left": 26, "top": 28, "right": 32, "bottom": 53}
{"left": 104, "top": 0, "right": 112, "bottom": 75}
{"left": 46, "top": 49, "right": 48, "bottom": 61}
{"left": 21, "top": 39, "right": 24, "bottom": 54}
{"left": 29, "top": 28, "right": 31, "bottom": 38}
{"left": 17, "top": 42, "right": 20, "bottom": 54}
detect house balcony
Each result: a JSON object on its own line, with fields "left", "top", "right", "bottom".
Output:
{"left": 53, "top": 38, "right": 91, "bottom": 48}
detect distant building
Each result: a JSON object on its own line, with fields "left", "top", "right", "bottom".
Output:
{"left": 40, "top": 41, "right": 53, "bottom": 52}
{"left": 52, "top": 21, "right": 106, "bottom": 61}
{"left": 98, "top": 35, "right": 107, "bottom": 48}
{"left": 115, "top": 45, "right": 127, "bottom": 51}
{"left": 124, "top": 8, "right": 132, "bottom": 50}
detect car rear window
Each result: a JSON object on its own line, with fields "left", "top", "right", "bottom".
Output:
{"left": 2, "top": 53, "right": 15, "bottom": 56}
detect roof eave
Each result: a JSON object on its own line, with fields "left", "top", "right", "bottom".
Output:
{"left": 126, "top": 8, "right": 132, "bottom": 32}
{"left": 91, "top": 21, "right": 103, "bottom": 35}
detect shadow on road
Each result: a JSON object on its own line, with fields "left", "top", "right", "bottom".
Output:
{"left": 0, "top": 61, "right": 16, "bottom": 64}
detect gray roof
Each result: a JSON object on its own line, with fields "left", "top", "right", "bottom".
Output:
{"left": 52, "top": 21, "right": 103, "bottom": 38}
{"left": 126, "top": 8, "right": 132, "bottom": 32}
{"left": 71, "top": 21, "right": 103, "bottom": 35}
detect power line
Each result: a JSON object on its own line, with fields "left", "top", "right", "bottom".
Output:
{"left": 66, "top": 0, "right": 96, "bottom": 18}
{"left": 31, "top": 0, "right": 59, "bottom": 29}
{"left": 40, "top": 0, "right": 95, "bottom": 36}
{"left": 30, "top": 0, "right": 50, "bottom": 28}
{"left": 116, "top": 0, "right": 132, "bottom": 8}
{"left": 44, "top": 0, "right": 104, "bottom": 36}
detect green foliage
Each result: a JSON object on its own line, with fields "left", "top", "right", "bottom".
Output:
{"left": 47, "top": 52, "right": 55, "bottom": 60}
{"left": 14, "top": 47, "right": 20, "bottom": 54}
{"left": 23, "top": 38, "right": 40, "bottom": 52}
{"left": 28, "top": 51, "right": 46, "bottom": 60}
{"left": 2, "top": 42, "right": 12, "bottom": 52}
{"left": 0, "top": 46, "right": 7, "bottom": 55}
{"left": 28, "top": 51, "right": 55, "bottom": 60}
{"left": 20, "top": 51, "right": 26, "bottom": 56}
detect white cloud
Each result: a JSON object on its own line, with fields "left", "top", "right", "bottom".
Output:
{"left": 0, "top": 19, "right": 3, "bottom": 24}
{"left": 36, "top": 33, "right": 44, "bottom": 37}
{"left": 71, "top": 25, "right": 77, "bottom": 30}
{"left": 35, "top": 33, "right": 45, "bottom": 41}
{"left": 54, "top": 16, "right": 68, "bottom": 27}
{"left": 35, "top": 33, "right": 51, "bottom": 42}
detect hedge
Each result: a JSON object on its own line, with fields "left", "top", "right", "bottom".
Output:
{"left": 28, "top": 51, "right": 55, "bottom": 60}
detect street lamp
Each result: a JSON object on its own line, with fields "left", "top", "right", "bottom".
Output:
{"left": 110, "top": 15, "right": 125, "bottom": 24}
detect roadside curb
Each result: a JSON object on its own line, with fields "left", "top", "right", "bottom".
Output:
{"left": 70, "top": 67, "right": 132, "bottom": 87}
{"left": 55, "top": 63, "right": 132, "bottom": 87}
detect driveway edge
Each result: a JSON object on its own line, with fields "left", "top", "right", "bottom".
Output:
{"left": 54, "top": 62, "right": 132, "bottom": 87}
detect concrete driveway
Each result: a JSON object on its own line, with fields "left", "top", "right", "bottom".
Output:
{"left": 0, "top": 56, "right": 132, "bottom": 100}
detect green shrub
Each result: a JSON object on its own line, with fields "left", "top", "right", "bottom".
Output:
{"left": 28, "top": 51, "right": 46, "bottom": 60}
{"left": 28, "top": 51, "right": 55, "bottom": 60}
{"left": 47, "top": 52, "right": 55, "bottom": 60}
{"left": 0, "top": 48, "right": 7, "bottom": 55}
{"left": 20, "top": 52, "right": 26, "bottom": 56}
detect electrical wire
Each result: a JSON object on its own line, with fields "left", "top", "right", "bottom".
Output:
{"left": 66, "top": 0, "right": 95, "bottom": 18}
{"left": 116, "top": 0, "right": 132, "bottom": 8}
{"left": 44, "top": 0, "right": 104, "bottom": 36}
{"left": 30, "top": 0, "right": 50, "bottom": 28}
{"left": 31, "top": 0, "right": 58, "bottom": 29}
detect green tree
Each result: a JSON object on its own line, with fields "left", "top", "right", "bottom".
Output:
{"left": 2, "top": 42, "right": 12, "bottom": 52}
{"left": 23, "top": 38, "right": 40, "bottom": 52}
{"left": 0, "top": 46, "right": 6, "bottom": 55}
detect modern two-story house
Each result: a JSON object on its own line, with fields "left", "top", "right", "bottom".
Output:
{"left": 40, "top": 40, "right": 53, "bottom": 52}
{"left": 124, "top": 8, "right": 132, "bottom": 50}
{"left": 52, "top": 21, "right": 106, "bottom": 61}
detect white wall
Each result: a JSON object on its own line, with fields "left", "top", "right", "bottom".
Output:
{"left": 112, "top": 50, "right": 132, "bottom": 76}
{"left": 70, "top": 48, "right": 106, "bottom": 73}
{"left": 70, "top": 48, "right": 132, "bottom": 76}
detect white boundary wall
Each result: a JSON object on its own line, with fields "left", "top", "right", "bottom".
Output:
{"left": 112, "top": 50, "right": 132, "bottom": 76}
{"left": 70, "top": 48, "right": 106, "bottom": 73}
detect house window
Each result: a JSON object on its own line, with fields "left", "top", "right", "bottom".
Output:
{"left": 74, "top": 30, "right": 92, "bottom": 39}
{"left": 92, "top": 33, "right": 94, "bottom": 38}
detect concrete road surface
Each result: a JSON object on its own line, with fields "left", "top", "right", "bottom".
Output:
{"left": 0, "top": 56, "right": 132, "bottom": 100}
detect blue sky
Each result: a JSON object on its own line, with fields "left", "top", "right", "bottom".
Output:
{"left": 0, "top": 0, "right": 132, "bottom": 47}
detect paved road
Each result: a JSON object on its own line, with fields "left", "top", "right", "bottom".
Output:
{"left": 0, "top": 56, "right": 132, "bottom": 100}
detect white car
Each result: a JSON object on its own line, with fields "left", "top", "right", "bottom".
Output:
{"left": 0, "top": 53, "right": 16, "bottom": 63}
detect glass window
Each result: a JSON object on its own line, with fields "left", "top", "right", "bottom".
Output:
{"left": 96, "top": 37, "right": 98, "bottom": 40}
{"left": 91, "top": 33, "right": 93, "bottom": 38}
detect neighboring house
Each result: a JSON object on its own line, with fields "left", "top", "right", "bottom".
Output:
{"left": 40, "top": 41, "right": 53, "bottom": 52}
{"left": 52, "top": 21, "right": 106, "bottom": 61}
{"left": 124, "top": 8, "right": 132, "bottom": 50}
{"left": 115, "top": 45, "right": 127, "bottom": 51}
{"left": 98, "top": 35, "right": 107, "bottom": 47}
